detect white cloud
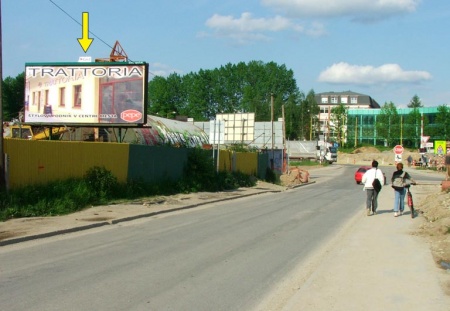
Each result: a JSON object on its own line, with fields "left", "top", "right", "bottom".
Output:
{"left": 203, "top": 12, "right": 325, "bottom": 44}
{"left": 148, "top": 63, "right": 182, "bottom": 78}
{"left": 261, "top": 0, "right": 421, "bottom": 21}
{"left": 317, "top": 62, "right": 432, "bottom": 85}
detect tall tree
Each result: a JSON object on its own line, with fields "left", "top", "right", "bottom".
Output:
{"left": 300, "top": 89, "right": 319, "bottom": 140}
{"left": 408, "top": 94, "right": 423, "bottom": 108}
{"left": 284, "top": 91, "right": 303, "bottom": 140}
{"left": 330, "top": 103, "right": 348, "bottom": 147}
{"left": 430, "top": 104, "right": 450, "bottom": 140}
{"left": 376, "top": 102, "right": 400, "bottom": 146}
{"left": 403, "top": 108, "right": 422, "bottom": 147}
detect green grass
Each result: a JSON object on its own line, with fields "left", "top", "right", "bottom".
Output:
{"left": 289, "top": 159, "right": 328, "bottom": 167}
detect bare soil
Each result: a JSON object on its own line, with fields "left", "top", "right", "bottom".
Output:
{"left": 415, "top": 190, "right": 450, "bottom": 268}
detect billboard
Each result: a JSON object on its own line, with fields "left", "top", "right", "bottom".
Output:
{"left": 434, "top": 140, "right": 446, "bottom": 155}
{"left": 24, "top": 62, "right": 148, "bottom": 126}
{"left": 216, "top": 113, "right": 255, "bottom": 144}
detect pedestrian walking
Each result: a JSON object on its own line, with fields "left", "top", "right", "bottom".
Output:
{"left": 391, "top": 162, "right": 416, "bottom": 217}
{"left": 362, "top": 160, "right": 385, "bottom": 216}
{"left": 407, "top": 155, "right": 413, "bottom": 167}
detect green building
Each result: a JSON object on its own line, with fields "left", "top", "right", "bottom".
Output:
{"left": 315, "top": 92, "right": 446, "bottom": 148}
{"left": 347, "top": 107, "right": 441, "bottom": 147}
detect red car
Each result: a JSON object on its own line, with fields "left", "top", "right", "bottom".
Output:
{"left": 355, "top": 166, "right": 387, "bottom": 185}
{"left": 354, "top": 166, "right": 372, "bottom": 184}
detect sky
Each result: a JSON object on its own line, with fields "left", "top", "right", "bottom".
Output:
{"left": 2, "top": 0, "right": 449, "bottom": 108}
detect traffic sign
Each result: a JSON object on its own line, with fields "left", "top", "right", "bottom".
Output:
{"left": 421, "top": 136, "right": 430, "bottom": 144}
{"left": 394, "top": 145, "right": 404, "bottom": 155}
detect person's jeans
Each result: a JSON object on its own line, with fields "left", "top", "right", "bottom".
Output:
{"left": 394, "top": 188, "right": 406, "bottom": 212}
{"left": 366, "top": 189, "right": 378, "bottom": 212}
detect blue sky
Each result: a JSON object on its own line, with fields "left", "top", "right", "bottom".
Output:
{"left": 3, "top": 0, "right": 449, "bottom": 107}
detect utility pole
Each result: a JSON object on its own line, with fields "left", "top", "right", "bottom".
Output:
{"left": 271, "top": 93, "right": 274, "bottom": 170}
{"left": 282, "top": 105, "right": 286, "bottom": 173}
{"left": 0, "top": 0, "right": 5, "bottom": 189}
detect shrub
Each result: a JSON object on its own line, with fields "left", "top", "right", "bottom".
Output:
{"left": 265, "top": 167, "right": 277, "bottom": 183}
{"left": 84, "top": 166, "right": 118, "bottom": 201}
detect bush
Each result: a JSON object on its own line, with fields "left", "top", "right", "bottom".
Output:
{"left": 84, "top": 166, "right": 118, "bottom": 201}
{"left": 265, "top": 167, "right": 277, "bottom": 184}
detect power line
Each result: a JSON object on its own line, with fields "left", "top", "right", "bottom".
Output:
{"left": 48, "top": 0, "right": 159, "bottom": 77}
{"left": 49, "top": 0, "right": 114, "bottom": 52}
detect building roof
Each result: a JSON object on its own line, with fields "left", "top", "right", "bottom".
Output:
{"left": 315, "top": 91, "right": 380, "bottom": 108}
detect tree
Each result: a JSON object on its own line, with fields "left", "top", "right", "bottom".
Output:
{"left": 408, "top": 94, "right": 423, "bottom": 108}
{"left": 284, "top": 91, "right": 303, "bottom": 140}
{"left": 300, "top": 89, "right": 319, "bottom": 140}
{"left": 376, "top": 102, "right": 400, "bottom": 146}
{"left": 148, "top": 73, "right": 192, "bottom": 118}
{"left": 147, "top": 60, "right": 303, "bottom": 136}
{"left": 2, "top": 72, "right": 25, "bottom": 121}
{"left": 430, "top": 104, "right": 450, "bottom": 140}
{"left": 403, "top": 108, "right": 422, "bottom": 147}
{"left": 330, "top": 103, "right": 348, "bottom": 147}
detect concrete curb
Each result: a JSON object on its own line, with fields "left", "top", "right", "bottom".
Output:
{"left": 0, "top": 222, "right": 110, "bottom": 246}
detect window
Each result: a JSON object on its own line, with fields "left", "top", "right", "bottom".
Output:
{"left": 331, "top": 96, "right": 338, "bottom": 104}
{"left": 341, "top": 96, "right": 348, "bottom": 104}
{"left": 321, "top": 96, "right": 328, "bottom": 104}
{"left": 351, "top": 96, "right": 358, "bottom": 104}
{"left": 320, "top": 107, "right": 329, "bottom": 114}
{"left": 73, "top": 85, "right": 82, "bottom": 108}
{"left": 59, "top": 87, "right": 65, "bottom": 107}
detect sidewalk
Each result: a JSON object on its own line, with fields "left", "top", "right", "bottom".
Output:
{"left": 282, "top": 184, "right": 450, "bottom": 311}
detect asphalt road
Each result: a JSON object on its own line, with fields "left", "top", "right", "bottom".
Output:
{"left": 0, "top": 165, "right": 446, "bottom": 311}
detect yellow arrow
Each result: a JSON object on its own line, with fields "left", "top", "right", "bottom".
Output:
{"left": 77, "top": 12, "right": 94, "bottom": 53}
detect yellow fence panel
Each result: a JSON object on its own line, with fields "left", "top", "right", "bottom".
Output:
{"left": 235, "top": 152, "right": 257, "bottom": 176}
{"left": 4, "top": 139, "right": 129, "bottom": 189}
{"left": 218, "top": 150, "right": 232, "bottom": 172}
{"left": 217, "top": 150, "right": 257, "bottom": 175}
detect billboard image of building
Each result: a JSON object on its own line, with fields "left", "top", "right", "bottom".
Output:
{"left": 24, "top": 62, "right": 148, "bottom": 126}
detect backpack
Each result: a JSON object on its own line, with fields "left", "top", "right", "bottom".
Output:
{"left": 392, "top": 172, "right": 406, "bottom": 188}
{"left": 372, "top": 168, "right": 382, "bottom": 192}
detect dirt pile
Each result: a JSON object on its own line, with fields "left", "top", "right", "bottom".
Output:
{"left": 280, "top": 167, "right": 310, "bottom": 187}
{"left": 415, "top": 189, "right": 450, "bottom": 269}
{"left": 353, "top": 146, "right": 381, "bottom": 154}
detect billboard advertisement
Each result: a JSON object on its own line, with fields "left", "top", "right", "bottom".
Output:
{"left": 24, "top": 62, "right": 148, "bottom": 126}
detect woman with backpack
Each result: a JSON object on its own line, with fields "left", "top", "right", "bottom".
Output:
{"left": 391, "top": 162, "right": 416, "bottom": 217}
